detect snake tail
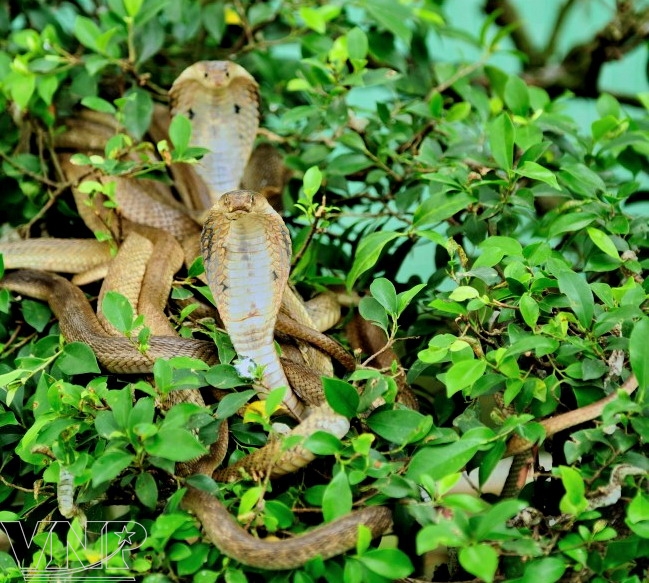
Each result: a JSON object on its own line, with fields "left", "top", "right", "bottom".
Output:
{"left": 183, "top": 486, "right": 392, "bottom": 570}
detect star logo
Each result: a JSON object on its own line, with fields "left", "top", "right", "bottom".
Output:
{"left": 114, "top": 525, "right": 136, "bottom": 546}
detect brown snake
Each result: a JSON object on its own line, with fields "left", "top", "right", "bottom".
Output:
{"left": 0, "top": 60, "right": 641, "bottom": 571}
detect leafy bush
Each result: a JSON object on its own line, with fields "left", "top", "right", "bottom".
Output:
{"left": 0, "top": 2, "right": 647, "bottom": 582}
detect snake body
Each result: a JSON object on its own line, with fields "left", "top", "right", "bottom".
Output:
{"left": 0, "top": 269, "right": 218, "bottom": 372}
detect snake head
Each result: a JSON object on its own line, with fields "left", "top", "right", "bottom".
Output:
{"left": 172, "top": 61, "right": 241, "bottom": 89}
{"left": 219, "top": 190, "right": 281, "bottom": 219}
{"left": 169, "top": 61, "right": 258, "bottom": 115}
{"left": 221, "top": 190, "right": 256, "bottom": 213}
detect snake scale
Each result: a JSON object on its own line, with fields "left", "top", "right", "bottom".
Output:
{"left": 0, "top": 60, "right": 641, "bottom": 571}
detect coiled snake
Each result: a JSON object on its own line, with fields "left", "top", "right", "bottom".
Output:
{"left": 0, "top": 60, "right": 640, "bottom": 572}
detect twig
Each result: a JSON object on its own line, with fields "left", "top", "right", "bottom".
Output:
{"left": 0, "top": 474, "right": 38, "bottom": 493}
{"left": 0, "top": 329, "right": 39, "bottom": 358}
{"left": 542, "top": 0, "right": 578, "bottom": 60}
{"left": 426, "top": 55, "right": 490, "bottom": 102}
{"left": 20, "top": 178, "right": 77, "bottom": 234}
{"left": 291, "top": 195, "right": 327, "bottom": 269}
{"left": 0, "top": 150, "right": 59, "bottom": 187}
{"left": 360, "top": 335, "right": 397, "bottom": 369}
{"left": 486, "top": 0, "right": 544, "bottom": 67}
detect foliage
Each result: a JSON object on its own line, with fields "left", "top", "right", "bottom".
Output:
{"left": 0, "top": 1, "right": 648, "bottom": 582}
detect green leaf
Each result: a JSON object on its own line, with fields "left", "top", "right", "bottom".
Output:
{"left": 128, "top": 397, "right": 155, "bottom": 429}
{"left": 101, "top": 291, "right": 134, "bottom": 334}
{"left": 521, "top": 557, "right": 567, "bottom": 583}
{"left": 21, "top": 299, "right": 51, "bottom": 332}
{"left": 300, "top": 7, "right": 326, "bottom": 34}
{"left": 0, "top": 369, "right": 27, "bottom": 388}
{"left": 9, "top": 73, "right": 36, "bottom": 110}
{"left": 407, "top": 439, "right": 482, "bottom": 482}
{"left": 365, "top": 0, "right": 413, "bottom": 44}
{"left": 347, "top": 27, "right": 368, "bottom": 60}
{"left": 204, "top": 364, "right": 246, "bottom": 389}
{"left": 479, "top": 235, "right": 523, "bottom": 257}
{"left": 322, "top": 469, "right": 351, "bottom": 522}
{"left": 238, "top": 486, "right": 263, "bottom": 518}
{"left": 265, "top": 385, "right": 286, "bottom": 416}
{"left": 203, "top": 3, "right": 226, "bottom": 43}
{"left": 74, "top": 16, "right": 101, "bottom": 51}
{"left": 123, "top": 88, "right": 153, "bottom": 140}
{"left": 358, "top": 548, "right": 414, "bottom": 579}
{"left": 448, "top": 286, "right": 479, "bottom": 301}
{"left": 356, "top": 524, "right": 372, "bottom": 556}
{"left": 358, "top": 297, "right": 389, "bottom": 334}
{"left": 37, "top": 75, "right": 59, "bottom": 105}
{"left": 459, "top": 544, "right": 498, "bottom": 583}
{"left": 414, "top": 191, "right": 475, "bottom": 227}
{"left": 515, "top": 161, "right": 560, "bottom": 189}
{"left": 547, "top": 212, "right": 597, "bottom": 238}
{"left": 215, "top": 390, "right": 256, "bottom": 419}
{"left": 519, "top": 293, "right": 539, "bottom": 327}
{"left": 57, "top": 342, "right": 101, "bottom": 375}
{"left": 587, "top": 227, "right": 619, "bottom": 259}
{"left": 338, "top": 132, "right": 367, "bottom": 152}
{"left": 324, "top": 378, "right": 359, "bottom": 418}
{"left": 286, "top": 78, "right": 312, "bottom": 92}
{"left": 397, "top": 283, "right": 426, "bottom": 315}
{"left": 488, "top": 113, "right": 514, "bottom": 172}
{"left": 370, "top": 277, "right": 398, "bottom": 314}
{"left": 417, "top": 522, "right": 467, "bottom": 554}
{"left": 135, "top": 472, "right": 158, "bottom": 509}
{"left": 474, "top": 499, "right": 526, "bottom": 539}
{"left": 303, "top": 431, "right": 344, "bottom": 455}
{"left": 504, "top": 74, "right": 530, "bottom": 115}
{"left": 347, "top": 231, "right": 401, "bottom": 290}
{"left": 81, "top": 96, "right": 116, "bottom": 114}
{"left": 444, "top": 359, "right": 487, "bottom": 396}
{"left": 123, "top": 0, "right": 144, "bottom": 17}
{"left": 302, "top": 165, "right": 322, "bottom": 197}
{"left": 557, "top": 466, "right": 589, "bottom": 515}
{"left": 145, "top": 428, "right": 208, "bottom": 461}
{"left": 367, "top": 409, "right": 433, "bottom": 444}
{"left": 327, "top": 153, "right": 373, "bottom": 175}
{"left": 91, "top": 451, "right": 135, "bottom": 487}
{"left": 105, "top": 387, "right": 133, "bottom": 430}
{"left": 629, "top": 318, "right": 649, "bottom": 392}
{"left": 626, "top": 491, "right": 649, "bottom": 537}
{"left": 591, "top": 115, "right": 620, "bottom": 141}
{"left": 446, "top": 101, "right": 471, "bottom": 121}
{"left": 556, "top": 269, "right": 594, "bottom": 329}
{"left": 153, "top": 358, "right": 172, "bottom": 393}
{"left": 558, "top": 163, "right": 606, "bottom": 197}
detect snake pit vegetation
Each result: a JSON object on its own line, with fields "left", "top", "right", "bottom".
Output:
{"left": 0, "top": 61, "right": 640, "bottom": 571}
